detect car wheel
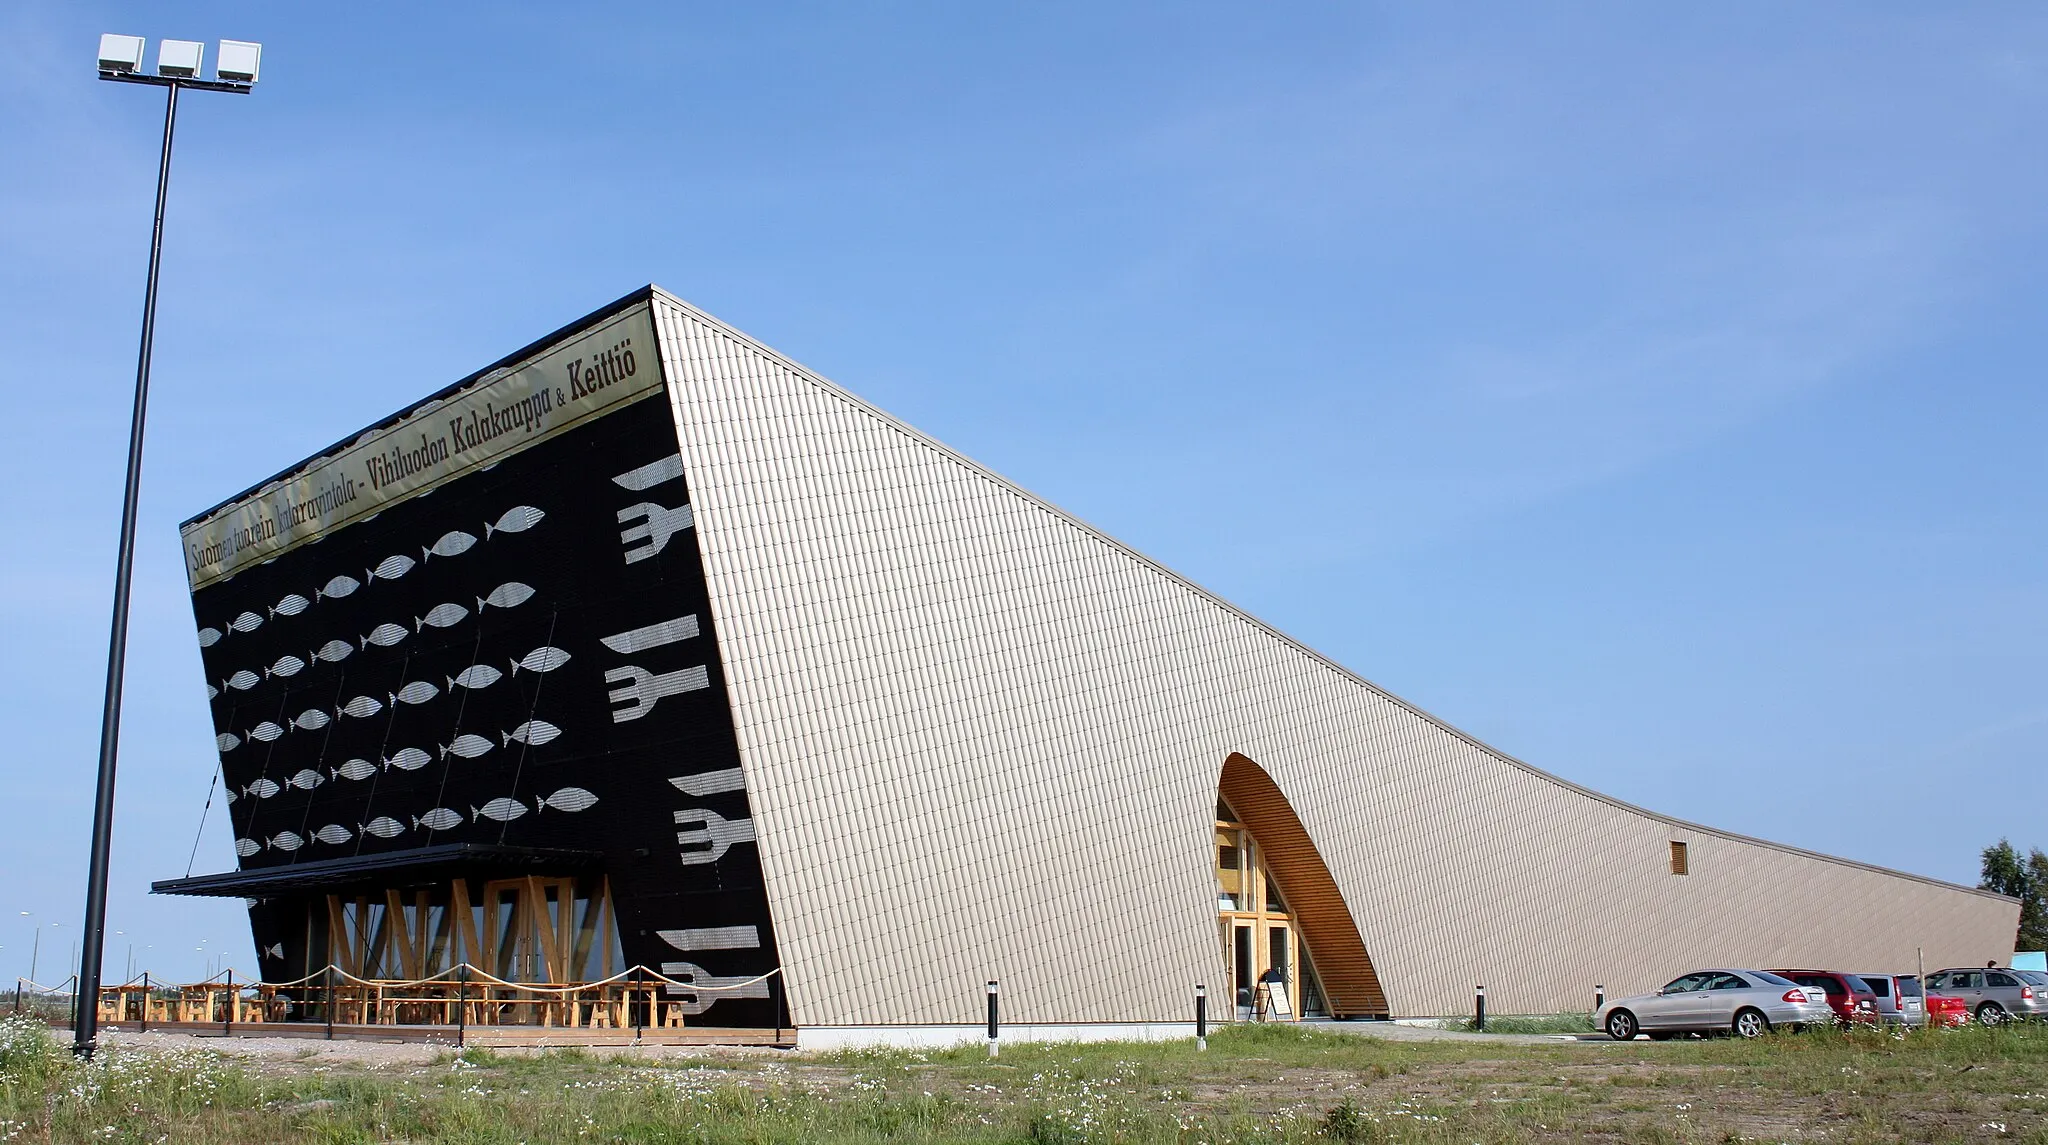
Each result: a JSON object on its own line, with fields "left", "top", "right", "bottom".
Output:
{"left": 1976, "top": 1003, "right": 2007, "bottom": 1026}
{"left": 1732, "top": 1008, "right": 1770, "bottom": 1039}
{"left": 1605, "top": 1009, "right": 1638, "bottom": 1041}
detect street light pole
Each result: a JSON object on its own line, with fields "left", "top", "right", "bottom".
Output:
{"left": 78, "top": 34, "right": 259, "bottom": 1061}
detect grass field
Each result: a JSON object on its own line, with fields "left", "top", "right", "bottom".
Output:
{"left": 1, "top": 1014, "right": 2043, "bottom": 1143}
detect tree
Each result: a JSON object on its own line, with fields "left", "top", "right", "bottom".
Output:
{"left": 1979, "top": 839, "right": 2048, "bottom": 953}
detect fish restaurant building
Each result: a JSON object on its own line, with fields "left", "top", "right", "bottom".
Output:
{"left": 156, "top": 287, "right": 2020, "bottom": 1045}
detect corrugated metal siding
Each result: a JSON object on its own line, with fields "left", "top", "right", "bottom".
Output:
{"left": 646, "top": 288, "right": 2018, "bottom": 1027}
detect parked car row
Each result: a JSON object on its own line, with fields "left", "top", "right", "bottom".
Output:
{"left": 1595, "top": 965, "right": 2047, "bottom": 1040}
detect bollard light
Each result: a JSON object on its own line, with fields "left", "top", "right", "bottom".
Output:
{"left": 986, "top": 980, "right": 1000, "bottom": 1058}
{"left": 1195, "top": 984, "right": 1208, "bottom": 1051}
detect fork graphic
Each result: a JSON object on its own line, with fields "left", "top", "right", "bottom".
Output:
{"left": 673, "top": 808, "right": 757, "bottom": 864}
{"left": 617, "top": 500, "right": 694, "bottom": 563}
{"left": 604, "top": 664, "right": 710, "bottom": 722}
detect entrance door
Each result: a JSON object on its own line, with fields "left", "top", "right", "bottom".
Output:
{"left": 1233, "top": 925, "right": 1254, "bottom": 1015}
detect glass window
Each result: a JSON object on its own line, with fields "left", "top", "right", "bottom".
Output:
{"left": 1662, "top": 973, "right": 1711, "bottom": 994}
{"left": 2015, "top": 971, "right": 2048, "bottom": 987}
{"left": 1897, "top": 978, "right": 1921, "bottom": 998}
{"left": 1707, "top": 974, "right": 1747, "bottom": 990}
{"left": 1954, "top": 972, "right": 1984, "bottom": 989}
{"left": 1989, "top": 973, "right": 2017, "bottom": 987}
{"left": 1859, "top": 976, "right": 1890, "bottom": 997}
{"left": 1752, "top": 971, "right": 1798, "bottom": 987}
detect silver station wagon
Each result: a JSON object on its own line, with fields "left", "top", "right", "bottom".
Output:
{"left": 1598, "top": 969, "right": 1836, "bottom": 1040}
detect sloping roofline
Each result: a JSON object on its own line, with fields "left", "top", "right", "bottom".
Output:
{"left": 181, "top": 283, "right": 2015, "bottom": 907}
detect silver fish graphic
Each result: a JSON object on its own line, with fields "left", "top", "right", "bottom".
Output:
{"left": 291, "top": 708, "right": 331, "bottom": 732}
{"left": 248, "top": 721, "right": 284, "bottom": 743}
{"left": 415, "top": 602, "right": 469, "bottom": 631}
{"left": 414, "top": 807, "right": 463, "bottom": 831}
{"left": 215, "top": 732, "right": 240, "bottom": 753}
{"left": 441, "top": 734, "right": 494, "bottom": 760}
{"left": 361, "top": 816, "right": 405, "bottom": 838}
{"left": 223, "top": 788, "right": 236, "bottom": 804}
{"left": 361, "top": 623, "right": 408, "bottom": 648}
{"left": 245, "top": 777, "right": 281, "bottom": 798}
{"left": 423, "top": 530, "right": 477, "bottom": 559}
{"left": 197, "top": 626, "right": 222, "bottom": 648}
{"left": 447, "top": 664, "right": 502, "bottom": 690}
{"left": 390, "top": 680, "right": 439, "bottom": 706}
{"left": 368, "top": 554, "right": 415, "bottom": 582}
{"left": 268, "top": 655, "right": 306, "bottom": 678}
{"left": 271, "top": 593, "right": 310, "bottom": 617}
{"left": 486, "top": 505, "right": 545, "bottom": 538}
{"left": 536, "top": 787, "right": 598, "bottom": 813}
{"left": 262, "top": 943, "right": 284, "bottom": 959}
{"left": 268, "top": 831, "right": 304, "bottom": 852}
{"left": 206, "top": 683, "right": 220, "bottom": 700}
{"left": 334, "top": 758, "right": 378, "bottom": 781}
{"left": 383, "top": 747, "right": 431, "bottom": 771}
{"left": 288, "top": 768, "right": 324, "bottom": 790}
{"left": 477, "top": 582, "right": 535, "bottom": 610}
{"left": 337, "top": 695, "right": 382, "bottom": 720}
{"left": 504, "top": 720, "right": 562, "bottom": 747}
{"left": 472, "top": 797, "right": 527, "bottom": 823}
{"left": 313, "top": 639, "right": 354, "bottom": 663}
{"left": 228, "top": 611, "right": 264, "bottom": 633}
{"left": 312, "top": 824, "right": 352, "bottom": 845}
{"left": 318, "top": 574, "right": 361, "bottom": 600}
{"left": 226, "top": 670, "right": 260, "bottom": 691}
{"left": 510, "top": 646, "right": 571, "bottom": 675}
{"left": 234, "top": 838, "right": 260, "bottom": 857}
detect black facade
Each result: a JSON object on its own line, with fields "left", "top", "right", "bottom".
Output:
{"left": 173, "top": 368, "right": 784, "bottom": 1026}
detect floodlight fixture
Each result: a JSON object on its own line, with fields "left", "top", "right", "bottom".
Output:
{"left": 215, "top": 40, "right": 261, "bottom": 84}
{"left": 98, "top": 34, "right": 145, "bottom": 74}
{"left": 157, "top": 39, "right": 202, "bottom": 78}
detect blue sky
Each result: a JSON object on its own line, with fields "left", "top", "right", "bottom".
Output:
{"left": 2, "top": 2, "right": 2045, "bottom": 982}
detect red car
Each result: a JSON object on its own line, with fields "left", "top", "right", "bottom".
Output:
{"left": 1924, "top": 990, "right": 1971, "bottom": 1028}
{"left": 1770, "top": 969, "right": 1879, "bottom": 1025}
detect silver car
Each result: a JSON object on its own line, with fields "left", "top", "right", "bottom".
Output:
{"left": 1598, "top": 969, "right": 1836, "bottom": 1040}
{"left": 1855, "top": 973, "right": 1926, "bottom": 1027}
{"left": 1926, "top": 967, "right": 2048, "bottom": 1025}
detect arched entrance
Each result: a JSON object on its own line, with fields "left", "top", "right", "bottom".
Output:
{"left": 1217, "top": 753, "right": 1388, "bottom": 1018}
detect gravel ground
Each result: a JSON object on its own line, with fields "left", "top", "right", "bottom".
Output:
{"left": 98, "top": 1027, "right": 786, "bottom": 1069}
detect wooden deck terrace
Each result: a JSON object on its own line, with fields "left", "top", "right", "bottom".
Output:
{"left": 92, "top": 1019, "right": 792, "bottom": 1047}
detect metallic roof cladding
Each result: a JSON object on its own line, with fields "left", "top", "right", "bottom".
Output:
{"left": 644, "top": 287, "right": 2017, "bottom": 1027}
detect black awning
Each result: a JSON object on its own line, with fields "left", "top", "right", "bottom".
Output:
{"left": 152, "top": 844, "right": 605, "bottom": 898}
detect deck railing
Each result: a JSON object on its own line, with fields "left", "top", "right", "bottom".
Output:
{"left": 17, "top": 964, "right": 780, "bottom": 1033}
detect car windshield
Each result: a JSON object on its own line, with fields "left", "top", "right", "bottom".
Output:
{"left": 1751, "top": 971, "right": 1798, "bottom": 987}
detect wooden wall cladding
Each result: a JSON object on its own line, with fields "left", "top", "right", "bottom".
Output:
{"left": 1220, "top": 753, "right": 1389, "bottom": 1018}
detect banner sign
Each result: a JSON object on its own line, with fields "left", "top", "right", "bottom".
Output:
{"left": 180, "top": 303, "right": 660, "bottom": 590}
